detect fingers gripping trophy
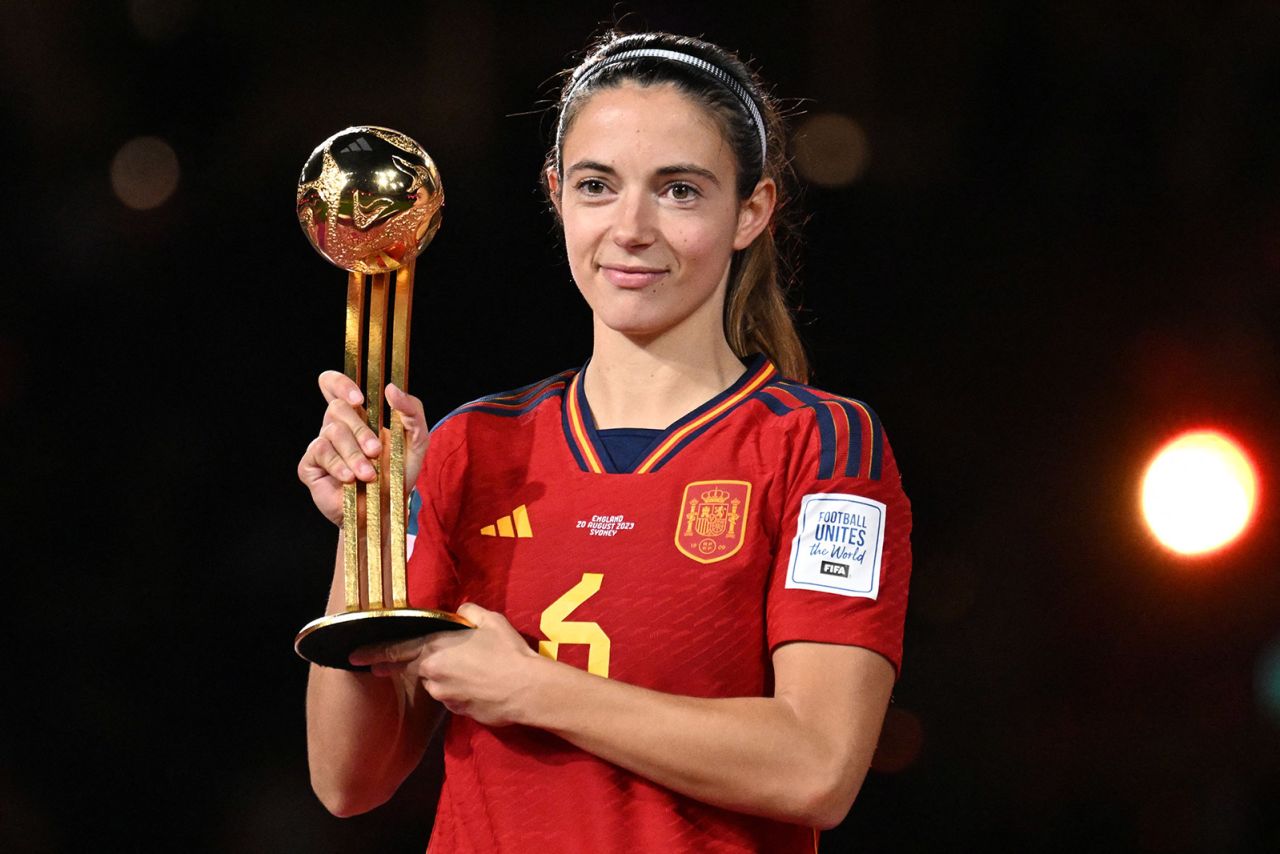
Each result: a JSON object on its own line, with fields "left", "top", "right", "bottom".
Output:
{"left": 294, "top": 126, "right": 471, "bottom": 670}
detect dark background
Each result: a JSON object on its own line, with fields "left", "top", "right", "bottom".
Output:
{"left": 4, "top": 1, "right": 1279, "bottom": 851}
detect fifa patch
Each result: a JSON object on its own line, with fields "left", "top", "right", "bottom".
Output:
{"left": 785, "top": 493, "right": 886, "bottom": 599}
{"left": 675, "top": 480, "right": 752, "bottom": 564}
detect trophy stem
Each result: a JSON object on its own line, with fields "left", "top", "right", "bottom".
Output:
{"left": 365, "top": 273, "right": 390, "bottom": 607}
{"left": 389, "top": 260, "right": 415, "bottom": 608}
{"left": 342, "top": 272, "right": 366, "bottom": 611}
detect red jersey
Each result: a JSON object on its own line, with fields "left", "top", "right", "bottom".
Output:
{"left": 406, "top": 355, "right": 912, "bottom": 853}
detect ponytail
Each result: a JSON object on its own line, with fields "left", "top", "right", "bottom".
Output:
{"left": 726, "top": 231, "right": 809, "bottom": 382}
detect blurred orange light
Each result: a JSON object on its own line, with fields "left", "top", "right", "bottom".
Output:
{"left": 1140, "top": 430, "right": 1258, "bottom": 555}
{"left": 793, "top": 113, "right": 870, "bottom": 188}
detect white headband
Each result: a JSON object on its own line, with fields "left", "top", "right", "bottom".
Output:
{"left": 555, "top": 47, "right": 768, "bottom": 172}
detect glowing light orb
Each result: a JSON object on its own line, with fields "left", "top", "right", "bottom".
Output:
{"left": 1141, "top": 430, "right": 1258, "bottom": 555}
{"left": 111, "top": 136, "right": 179, "bottom": 210}
{"left": 793, "top": 113, "right": 870, "bottom": 187}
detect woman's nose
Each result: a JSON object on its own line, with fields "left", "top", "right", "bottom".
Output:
{"left": 611, "top": 191, "right": 657, "bottom": 248}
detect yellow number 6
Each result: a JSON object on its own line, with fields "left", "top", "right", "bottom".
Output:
{"left": 538, "top": 573, "right": 611, "bottom": 678}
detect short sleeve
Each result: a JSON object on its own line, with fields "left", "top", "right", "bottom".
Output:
{"left": 765, "top": 408, "right": 912, "bottom": 677}
{"left": 406, "top": 419, "right": 464, "bottom": 611}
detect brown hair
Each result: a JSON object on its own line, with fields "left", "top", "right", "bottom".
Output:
{"left": 544, "top": 31, "right": 810, "bottom": 382}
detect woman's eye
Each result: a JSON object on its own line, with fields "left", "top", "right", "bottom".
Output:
{"left": 577, "top": 178, "right": 607, "bottom": 195}
{"left": 668, "top": 183, "right": 699, "bottom": 201}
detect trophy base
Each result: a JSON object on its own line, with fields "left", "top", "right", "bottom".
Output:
{"left": 295, "top": 608, "right": 473, "bottom": 671}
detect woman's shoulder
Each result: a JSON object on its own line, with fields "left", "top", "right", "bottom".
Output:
{"left": 430, "top": 368, "right": 577, "bottom": 434}
{"left": 750, "top": 373, "right": 891, "bottom": 482}
{"left": 754, "top": 374, "right": 885, "bottom": 435}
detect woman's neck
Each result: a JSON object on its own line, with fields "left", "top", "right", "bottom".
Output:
{"left": 584, "top": 325, "right": 747, "bottom": 430}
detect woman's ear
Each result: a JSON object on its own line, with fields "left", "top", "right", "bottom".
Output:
{"left": 733, "top": 178, "right": 777, "bottom": 250}
{"left": 546, "top": 168, "right": 562, "bottom": 216}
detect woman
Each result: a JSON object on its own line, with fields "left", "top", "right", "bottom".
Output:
{"left": 300, "top": 31, "right": 912, "bottom": 853}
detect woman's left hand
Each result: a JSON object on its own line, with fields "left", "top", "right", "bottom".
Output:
{"left": 349, "top": 603, "right": 543, "bottom": 727}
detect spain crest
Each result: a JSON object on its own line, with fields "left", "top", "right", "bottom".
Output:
{"left": 675, "top": 480, "right": 752, "bottom": 564}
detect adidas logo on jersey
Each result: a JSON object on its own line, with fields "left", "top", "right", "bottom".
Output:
{"left": 481, "top": 504, "right": 533, "bottom": 538}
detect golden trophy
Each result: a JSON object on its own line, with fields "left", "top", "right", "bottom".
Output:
{"left": 294, "top": 126, "right": 471, "bottom": 670}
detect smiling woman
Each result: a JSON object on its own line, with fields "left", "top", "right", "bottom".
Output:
{"left": 550, "top": 83, "right": 775, "bottom": 384}
{"left": 299, "top": 30, "right": 913, "bottom": 853}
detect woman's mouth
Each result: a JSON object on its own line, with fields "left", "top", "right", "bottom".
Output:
{"left": 601, "top": 265, "right": 667, "bottom": 288}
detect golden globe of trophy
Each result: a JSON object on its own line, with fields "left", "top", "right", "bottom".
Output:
{"left": 294, "top": 126, "right": 471, "bottom": 670}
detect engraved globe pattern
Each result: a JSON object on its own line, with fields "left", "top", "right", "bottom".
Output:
{"left": 296, "top": 126, "right": 443, "bottom": 273}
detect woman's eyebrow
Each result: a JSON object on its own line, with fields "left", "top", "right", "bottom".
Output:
{"left": 565, "top": 159, "right": 615, "bottom": 176}
{"left": 656, "top": 164, "right": 720, "bottom": 186}
{"left": 565, "top": 160, "right": 722, "bottom": 187}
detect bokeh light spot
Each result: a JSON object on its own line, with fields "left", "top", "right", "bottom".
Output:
{"left": 1140, "top": 430, "right": 1258, "bottom": 556}
{"left": 871, "top": 707, "right": 924, "bottom": 773}
{"left": 110, "top": 137, "right": 180, "bottom": 211}
{"left": 793, "top": 113, "right": 870, "bottom": 188}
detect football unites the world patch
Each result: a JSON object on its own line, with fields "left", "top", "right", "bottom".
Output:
{"left": 785, "top": 493, "right": 886, "bottom": 598}
{"left": 675, "top": 480, "right": 752, "bottom": 564}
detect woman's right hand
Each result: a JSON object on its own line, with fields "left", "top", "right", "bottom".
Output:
{"left": 298, "top": 370, "right": 431, "bottom": 526}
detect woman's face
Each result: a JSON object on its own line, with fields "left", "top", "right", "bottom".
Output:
{"left": 550, "top": 82, "right": 773, "bottom": 343}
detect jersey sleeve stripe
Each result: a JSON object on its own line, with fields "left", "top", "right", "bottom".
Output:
{"left": 762, "top": 385, "right": 806, "bottom": 409}
{"left": 862, "top": 399, "right": 884, "bottom": 479}
{"left": 433, "top": 378, "right": 569, "bottom": 429}
{"left": 825, "top": 399, "right": 852, "bottom": 479}
{"left": 634, "top": 361, "right": 776, "bottom": 474}
{"left": 457, "top": 387, "right": 561, "bottom": 410}
{"left": 776, "top": 382, "right": 838, "bottom": 479}
{"left": 843, "top": 398, "right": 875, "bottom": 478}
{"left": 453, "top": 382, "right": 567, "bottom": 413}
{"left": 820, "top": 393, "right": 883, "bottom": 479}
{"left": 826, "top": 398, "right": 866, "bottom": 477}
{"left": 472, "top": 370, "right": 575, "bottom": 406}
{"left": 771, "top": 381, "right": 886, "bottom": 480}
{"left": 752, "top": 388, "right": 796, "bottom": 417}
{"left": 435, "top": 386, "right": 565, "bottom": 430}
{"left": 826, "top": 394, "right": 882, "bottom": 479}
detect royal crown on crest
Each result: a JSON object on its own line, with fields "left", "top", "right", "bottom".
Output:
{"left": 700, "top": 486, "right": 732, "bottom": 504}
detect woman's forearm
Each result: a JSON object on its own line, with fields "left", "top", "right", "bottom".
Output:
{"left": 515, "top": 643, "right": 893, "bottom": 829}
{"left": 304, "top": 536, "right": 442, "bottom": 816}
{"left": 344, "top": 604, "right": 895, "bottom": 828}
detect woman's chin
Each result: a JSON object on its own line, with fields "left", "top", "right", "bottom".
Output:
{"left": 597, "top": 319, "right": 664, "bottom": 342}
{"left": 592, "top": 301, "right": 728, "bottom": 346}
{"left": 592, "top": 307, "right": 667, "bottom": 338}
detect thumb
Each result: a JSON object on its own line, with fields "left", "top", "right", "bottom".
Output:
{"left": 386, "top": 383, "right": 426, "bottom": 428}
{"left": 387, "top": 383, "right": 430, "bottom": 481}
{"left": 456, "top": 601, "right": 489, "bottom": 627}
